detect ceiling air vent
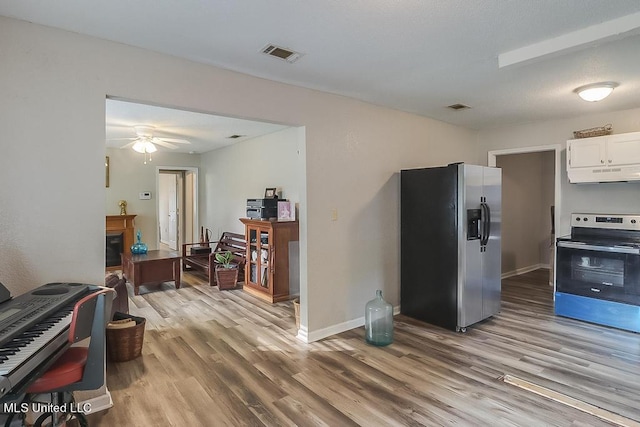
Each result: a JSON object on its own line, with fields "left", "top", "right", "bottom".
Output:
{"left": 447, "top": 103, "right": 471, "bottom": 111}
{"left": 261, "top": 44, "right": 302, "bottom": 63}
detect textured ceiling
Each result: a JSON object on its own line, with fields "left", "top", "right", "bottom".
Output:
{"left": 2, "top": 0, "right": 640, "bottom": 132}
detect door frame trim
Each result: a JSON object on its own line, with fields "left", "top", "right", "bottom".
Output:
{"left": 155, "top": 166, "right": 199, "bottom": 251}
{"left": 487, "top": 144, "right": 562, "bottom": 290}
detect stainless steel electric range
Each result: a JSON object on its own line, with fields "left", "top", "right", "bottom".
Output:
{"left": 555, "top": 213, "right": 640, "bottom": 333}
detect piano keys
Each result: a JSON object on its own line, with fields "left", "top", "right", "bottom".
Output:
{"left": 0, "top": 283, "right": 91, "bottom": 399}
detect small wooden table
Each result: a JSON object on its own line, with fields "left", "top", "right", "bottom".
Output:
{"left": 122, "top": 250, "right": 181, "bottom": 295}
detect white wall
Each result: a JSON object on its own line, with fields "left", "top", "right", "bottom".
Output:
{"left": 105, "top": 147, "right": 200, "bottom": 250}
{"left": 478, "top": 108, "right": 640, "bottom": 239}
{"left": 200, "top": 126, "right": 304, "bottom": 239}
{"left": 0, "top": 17, "right": 477, "bottom": 340}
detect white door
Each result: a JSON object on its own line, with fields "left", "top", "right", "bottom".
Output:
{"left": 159, "top": 172, "right": 179, "bottom": 250}
{"left": 158, "top": 168, "right": 198, "bottom": 251}
{"left": 167, "top": 173, "right": 178, "bottom": 250}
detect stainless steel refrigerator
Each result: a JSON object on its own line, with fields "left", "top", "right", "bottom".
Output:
{"left": 400, "top": 163, "right": 501, "bottom": 332}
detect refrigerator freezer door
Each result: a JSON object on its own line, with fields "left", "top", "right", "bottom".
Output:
{"left": 459, "top": 165, "right": 484, "bottom": 328}
{"left": 400, "top": 166, "right": 459, "bottom": 330}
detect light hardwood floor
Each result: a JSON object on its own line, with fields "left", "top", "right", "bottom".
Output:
{"left": 88, "top": 270, "right": 640, "bottom": 426}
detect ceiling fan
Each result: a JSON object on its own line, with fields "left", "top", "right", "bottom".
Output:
{"left": 111, "top": 125, "right": 191, "bottom": 153}
{"left": 108, "top": 125, "right": 191, "bottom": 164}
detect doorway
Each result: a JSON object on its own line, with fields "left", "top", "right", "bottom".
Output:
{"left": 157, "top": 168, "right": 198, "bottom": 251}
{"left": 488, "top": 145, "right": 561, "bottom": 286}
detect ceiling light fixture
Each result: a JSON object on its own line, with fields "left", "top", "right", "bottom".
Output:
{"left": 574, "top": 82, "right": 619, "bottom": 102}
{"left": 131, "top": 137, "right": 157, "bottom": 164}
{"left": 131, "top": 138, "right": 157, "bottom": 154}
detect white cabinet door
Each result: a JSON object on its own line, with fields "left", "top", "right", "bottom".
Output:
{"left": 607, "top": 133, "right": 640, "bottom": 166}
{"left": 568, "top": 138, "right": 606, "bottom": 168}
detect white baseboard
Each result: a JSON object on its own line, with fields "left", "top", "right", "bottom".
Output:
{"left": 298, "top": 265, "right": 553, "bottom": 344}
{"left": 300, "top": 305, "right": 400, "bottom": 343}
{"left": 295, "top": 325, "right": 309, "bottom": 343}
{"left": 307, "top": 317, "right": 364, "bottom": 343}
{"left": 502, "top": 263, "right": 549, "bottom": 279}
{"left": 77, "top": 387, "right": 113, "bottom": 414}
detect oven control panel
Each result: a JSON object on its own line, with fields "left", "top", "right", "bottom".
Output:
{"left": 572, "top": 213, "right": 640, "bottom": 231}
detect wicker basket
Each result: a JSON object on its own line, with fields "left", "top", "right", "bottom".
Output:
{"left": 106, "top": 312, "right": 146, "bottom": 362}
{"left": 573, "top": 124, "right": 613, "bottom": 139}
{"left": 293, "top": 299, "right": 300, "bottom": 330}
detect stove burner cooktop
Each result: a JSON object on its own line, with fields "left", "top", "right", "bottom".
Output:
{"left": 565, "top": 213, "right": 640, "bottom": 247}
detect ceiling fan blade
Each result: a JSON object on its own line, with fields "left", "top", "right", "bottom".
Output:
{"left": 152, "top": 140, "right": 178, "bottom": 149}
{"left": 107, "top": 137, "right": 136, "bottom": 141}
{"left": 119, "top": 140, "right": 137, "bottom": 149}
{"left": 156, "top": 137, "right": 190, "bottom": 144}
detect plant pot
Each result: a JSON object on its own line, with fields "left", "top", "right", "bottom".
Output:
{"left": 215, "top": 267, "right": 239, "bottom": 290}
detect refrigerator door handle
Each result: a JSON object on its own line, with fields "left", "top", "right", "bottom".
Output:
{"left": 480, "top": 202, "right": 491, "bottom": 247}
{"left": 484, "top": 202, "right": 491, "bottom": 246}
{"left": 480, "top": 202, "right": 486, "bottom": 246}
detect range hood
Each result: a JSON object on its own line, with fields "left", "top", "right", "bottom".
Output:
{"left": 567, "top": 131, "right": 640, "bottom": 183}
{"left": 567, "top": 163, "right": 640, "bottom": 183}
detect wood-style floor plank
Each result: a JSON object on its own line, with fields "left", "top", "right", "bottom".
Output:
{"left": 88, "top": 269, "right": 640, "bottom": 426}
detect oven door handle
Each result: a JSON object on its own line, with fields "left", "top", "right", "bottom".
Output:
{"left": 557, "top": 241, "right": 640, "bottom": 254}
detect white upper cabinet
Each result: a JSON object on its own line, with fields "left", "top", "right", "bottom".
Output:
{"left": 568, "top": 137, "right": 607, "bottom": 168}
{"left": 567, "top": 131, "right": 640, "bottom": 183}
{"left": 607, "top": 133, "right": 640, "bottom": 166}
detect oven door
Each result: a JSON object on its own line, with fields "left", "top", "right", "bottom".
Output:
{"left": 556, "top": 241, "right": 640, "bottom": 305}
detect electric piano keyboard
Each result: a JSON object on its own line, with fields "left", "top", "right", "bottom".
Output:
{"left": 0, "top": 283, "right": 91, "bottom": 399}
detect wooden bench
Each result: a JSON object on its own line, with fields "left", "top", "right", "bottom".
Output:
{"left": 182, "top": 232, "right": 246, "bottom": 287}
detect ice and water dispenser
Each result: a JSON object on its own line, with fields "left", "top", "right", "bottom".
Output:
{"left": 467, "top": 209, "right": 481, "bottom": 240}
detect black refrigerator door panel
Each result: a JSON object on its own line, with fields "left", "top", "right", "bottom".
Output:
{"left": 401, "top": 166, "right": 458, "bottom": 330}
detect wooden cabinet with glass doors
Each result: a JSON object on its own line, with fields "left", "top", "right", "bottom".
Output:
{"left": 240, "top": 218, "right": 299, "bottom": 303}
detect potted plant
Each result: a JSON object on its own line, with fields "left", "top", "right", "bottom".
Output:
{"left": 214, "top": 251, "right": 239, "bottom": 290}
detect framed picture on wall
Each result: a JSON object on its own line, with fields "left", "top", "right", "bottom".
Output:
{"left": 264, "top": 187, "right": 277, "bottom": 198}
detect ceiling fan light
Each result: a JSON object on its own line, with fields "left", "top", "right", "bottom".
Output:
{"left": 144, "top": 141, "right": 157, "bottom": 153}
{"left": 132, "top": 139, "right": 157, "bottom": 153}
{"left": 132, "top": 140, "right": 146, "bottom": 153}
{"left": 574, "top": 82, "right": 618, "bottom": 102}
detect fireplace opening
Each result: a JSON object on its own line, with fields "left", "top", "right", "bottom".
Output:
{"left": 106, "top": 232, "right": 124, "bottom": 267}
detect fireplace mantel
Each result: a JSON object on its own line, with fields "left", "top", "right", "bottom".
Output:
{"left": 106, "top": 215, "right": 136, "bottom": 270}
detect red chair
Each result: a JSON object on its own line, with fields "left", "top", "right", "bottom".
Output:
{"left": 25, "top": 287, "right": 114, "bottom": 427}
